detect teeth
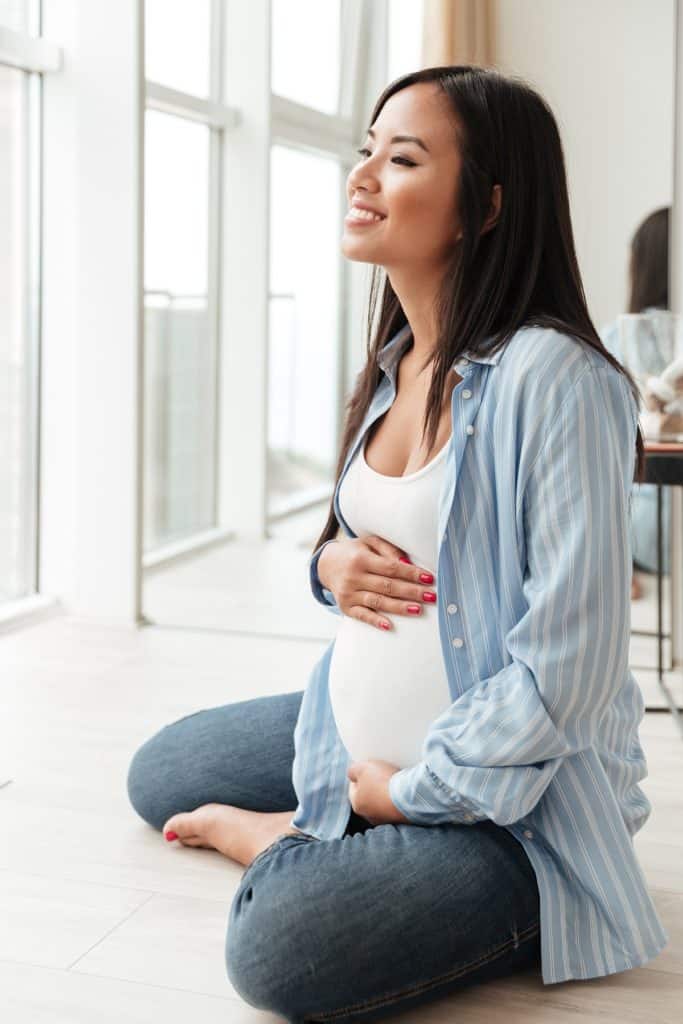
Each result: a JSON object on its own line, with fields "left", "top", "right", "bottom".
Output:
{"left": 349, "top": 207, "right": 384, "bottom": 222}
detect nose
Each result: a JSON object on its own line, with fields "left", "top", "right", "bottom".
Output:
{"left": 347, "top": 165, "right": 379, "bottom": 199}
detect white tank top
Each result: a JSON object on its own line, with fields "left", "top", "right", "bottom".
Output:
{"left": 327, "top": 431, "right": 453, "bottom": 768}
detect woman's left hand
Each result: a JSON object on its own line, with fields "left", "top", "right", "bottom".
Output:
{"left": 347, "top": 759, "right": 412, "bottom": 825}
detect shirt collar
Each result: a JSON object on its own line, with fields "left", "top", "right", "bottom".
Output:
{"left": 376, "top": 323, "right": 504, "bottom": 374}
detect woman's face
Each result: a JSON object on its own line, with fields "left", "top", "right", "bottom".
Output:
{"left": 342, "top": 83, "right": 463, "bottom": 273}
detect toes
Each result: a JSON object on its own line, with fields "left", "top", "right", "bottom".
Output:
{"left": 162, "top": 812, "right": 196, "bottom": 842}
{"left": 176, "top": 835, "right": 210, "bottom": 847}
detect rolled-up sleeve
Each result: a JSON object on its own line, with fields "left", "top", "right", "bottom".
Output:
{"left": 389, "top": 366, "right": 638, "bottom": 826}
{"left": 309, "top": 539, "right": 342, "bottom": 615}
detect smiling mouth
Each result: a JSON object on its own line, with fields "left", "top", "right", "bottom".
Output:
{"left": 344, "top": 210, "right": 387, "bottom": 227}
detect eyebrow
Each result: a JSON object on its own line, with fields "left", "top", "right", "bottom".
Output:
{"left": 366, "top": 127, "right": 430, "bottom": 153}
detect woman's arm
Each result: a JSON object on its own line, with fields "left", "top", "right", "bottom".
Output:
{"left": 309, "top": 538, "right": 343, "bottom": 615}
{"left": 389, "top": 365, "right": 638, "bottom": 827}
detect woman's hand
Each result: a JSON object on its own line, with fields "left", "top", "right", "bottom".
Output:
{"left": 317, "top": 536, "right": 437, "bottom": 630}
{"left": 347, "top": 759, "right": 412, "bottom": 825}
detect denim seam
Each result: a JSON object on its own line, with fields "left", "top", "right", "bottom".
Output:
{"left": 301, "top": 918, "right": 541, "bottom": 1022}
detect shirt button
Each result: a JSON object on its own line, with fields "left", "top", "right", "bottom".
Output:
{"left": 447, "top": 603, "right": 458, "bottom": 614}
{"left": 523, "top": 829, "right": 534, "bottom": 839}
{"left": 465, "top": 425, "right": 474, "bottom": 435}
{"left": 462, "top": 388, "right": 472, "bottom": 399}
{"left": 452, "top": 637, "right": 464, "bottom": 648}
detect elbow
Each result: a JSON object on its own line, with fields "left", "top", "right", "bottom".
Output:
{"left": 489, "top": 762, "right": 560, "bottom": 825}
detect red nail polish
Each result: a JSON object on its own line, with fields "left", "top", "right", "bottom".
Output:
{"left": 423, "top": 592, "right": 437, "bottom": 603}
{"left": 419, "top": 572, "right": 434, "bottom": 583}
{"left": 165, "top": 831, "right": 178, "bottom": 841}
{"left": 399, "top": 556, "right": 412, "bottom": 564}
{"left": 407, "top": 605, "right": 421, "bottom": 614}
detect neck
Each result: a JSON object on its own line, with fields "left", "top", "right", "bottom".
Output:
{"left": 387, "top": 269, "right": 443, "bottom": 371}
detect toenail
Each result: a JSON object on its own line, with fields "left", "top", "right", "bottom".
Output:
{"left": 165, "top": 831, "right": 178, "bottom": 841}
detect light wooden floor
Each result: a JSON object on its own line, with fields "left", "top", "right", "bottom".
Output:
{"left": 1, "top": 547, "right": 682, "bottom": 1022}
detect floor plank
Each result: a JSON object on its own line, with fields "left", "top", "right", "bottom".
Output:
{"left": 0, "top": 961, "right": 275, "bottom": 1023}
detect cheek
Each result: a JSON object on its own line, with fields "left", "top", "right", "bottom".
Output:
{"left": 389, "top": 183, "right": 455, "bottom": 231}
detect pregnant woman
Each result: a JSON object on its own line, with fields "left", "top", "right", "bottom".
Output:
{"left": 126, "top": 65, "right": 668, "bottom": 1022}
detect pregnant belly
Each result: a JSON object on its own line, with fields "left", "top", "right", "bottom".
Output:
{"left": 328, "top": 611, "right": 451, "bottom": 769}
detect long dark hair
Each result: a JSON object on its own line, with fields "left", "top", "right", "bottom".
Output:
{"left": 313, "top": 65, "right": 645, "bottom": 554}
{"left": 628, "top": 206, "right": 670, "bottom": 313}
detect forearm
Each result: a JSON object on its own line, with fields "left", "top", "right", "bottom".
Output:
{"left": 316, "top": 539, "right": 338, "bottom": 590}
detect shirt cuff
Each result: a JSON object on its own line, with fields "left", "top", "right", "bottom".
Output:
{"left": 309, "top": 539, "right": 341, "bottom": 612}
{"left": 389, "top": 762, "right": 483, "bottom": 826}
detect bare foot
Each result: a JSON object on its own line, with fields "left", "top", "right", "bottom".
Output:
{"left": 631, "top": 574, "right": 643, "bottom": 601}
{"left": 161, "top": 805, "right": 300, "bottom": 866}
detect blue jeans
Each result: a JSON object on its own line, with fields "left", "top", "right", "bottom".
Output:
{"left": 127, "top": 691, "right": 541, "bottom": 1023}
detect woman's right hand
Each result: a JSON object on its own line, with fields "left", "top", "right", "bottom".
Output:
{"left": 317, "top": 536, "right": 437, "bottom": 630}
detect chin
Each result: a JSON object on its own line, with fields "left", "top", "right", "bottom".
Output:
{"left": 341, "top": 239, "right": 381, "bottom": 265}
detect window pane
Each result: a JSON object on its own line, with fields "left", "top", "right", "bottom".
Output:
{"left": 145, "top": 0, "right": 212, "bottom": 98}
{"left": 268, "top": 145, "right": 342, "bottom": 516}
{"left": 144, "top": 110, "right": 216, "bottom": 551}
{"left": 0, "top": 65, "right": 38, "bottom": 602}
{"left": 388, "top": 0, "right": 425, "bottom": 83}
{"left": 271, "top": 0, "right": 341, "bottom": 114}
{"left": 0, "top": 0, "right": 30, "bottom": 33}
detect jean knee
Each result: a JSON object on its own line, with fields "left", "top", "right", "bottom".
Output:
{"left": 225, "top": 882, "right": 275, "bottom": 1011}
{"left": 126, "top": 732, "right": 169, "bottom": 831}
{"left": 225, "top": 836, "right": 322, "bottom": 1017}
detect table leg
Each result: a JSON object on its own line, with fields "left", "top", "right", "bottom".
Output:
{"left": 654, "top": 482, "right": 683, "bottom": 737}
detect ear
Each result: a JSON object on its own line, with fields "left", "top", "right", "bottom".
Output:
{"left": 481, "top": 183, "right": 502, "bottom": 235}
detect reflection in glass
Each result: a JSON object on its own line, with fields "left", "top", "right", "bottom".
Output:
{"left": 145, "top": 0, "right": 212, "bottom": 98}
{"left": 0, "top": 64, "right": 38, "bottom": 603}
{"left": 268, "top": 145, "right": 342, "bottom": 516}
{"left": 143, "top": 110, "right": 216, "bottom": 550}
{"left": 271, "top": 0, "right": 341, "bottom": 114}
{"left": 600, "top": 207, "right": 673, "bottom": 576}
{"left": 617, "top": 311, "right": 683, "bottom": 389}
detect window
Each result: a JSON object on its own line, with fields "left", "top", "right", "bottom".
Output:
{"left": 271, "top": 0, "right": 342, "bottom": 115}
{"left": 268, "top": 0, "right": 360, "bottom": 518}
{"left": 268, "top": 146, "right": 342, "bottom": 516}
{"left": 143, "top": 111, "right": 214, "bottom": 549}
{"left": 144, "top": 0, "right": 212, "bottom": 98}
{"left": 143, "top": 1, "right": 220, "bottom": 552}
{"left": 387, "top": 0, "right": 425, "bottom": 83}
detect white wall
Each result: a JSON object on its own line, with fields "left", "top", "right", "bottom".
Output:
{"left": 41, "top": 0, "right": 144, "bottom": 624}
{"left": 493, "top": 0, "right": 675, "bottom": 331}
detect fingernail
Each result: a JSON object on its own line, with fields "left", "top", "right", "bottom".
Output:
{"left": 419, "top": 572, "right": 434, "bottom": 583}
{"left": 379, "top": 620, "right": 391, "bottom": 630}
{"left": 165, "top": 831, "right": 178, "bottom": 841}
{"left": 399, "top": 556, "right": 412, "bottom": 564}
{"left": 423, "top": 592, "right": 437, "bottom": 603}
{"left": 407, "top": 605, "right": 421, "bottom": 614}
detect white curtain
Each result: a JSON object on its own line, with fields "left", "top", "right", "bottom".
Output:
{"left": 422, "top": 0, "right": 495, "bottom": 67}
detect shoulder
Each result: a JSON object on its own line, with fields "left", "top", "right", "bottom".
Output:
{"left": 497, "top": 324, "right": 608, "bottom": 378}
{"left": 491, "top": 325, "right": 638, "bottom": 460}
{"left": 496, "top": 324, "right": 632, "bottom": 405}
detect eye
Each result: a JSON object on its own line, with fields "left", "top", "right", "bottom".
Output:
{"left": 355, "top": 147, "right": 416, "bottom": 167}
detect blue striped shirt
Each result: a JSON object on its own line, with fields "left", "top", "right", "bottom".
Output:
{"left": 290, "top": 322, "right": 669, "bottom": 984}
